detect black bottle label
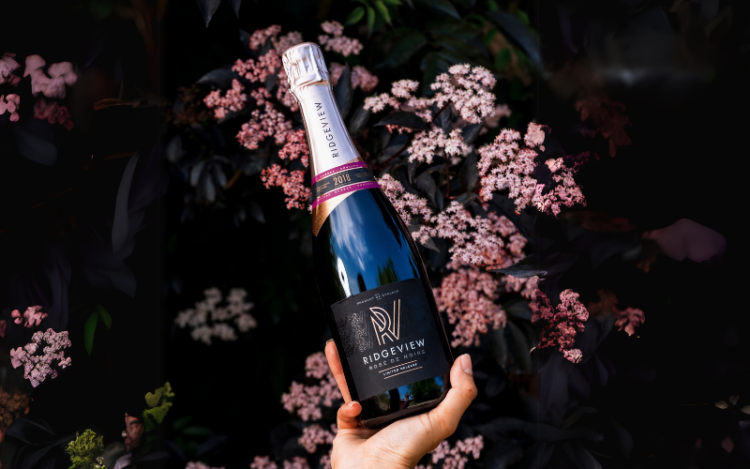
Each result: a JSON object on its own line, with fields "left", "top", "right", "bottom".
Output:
{"left": 331, "top": 278, "right": 451, "bottom": 401}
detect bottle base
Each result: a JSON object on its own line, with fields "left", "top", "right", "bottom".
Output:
{"left": 359, "top": 373, "right": 451, "bottom": 428}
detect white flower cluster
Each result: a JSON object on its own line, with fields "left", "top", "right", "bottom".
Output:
{"left": 175, "top": 287, "right": 257, "bottom": 345}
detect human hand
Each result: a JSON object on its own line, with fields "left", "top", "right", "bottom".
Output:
{"left": 324, "top": 340, "right": 477, "bottom": 469}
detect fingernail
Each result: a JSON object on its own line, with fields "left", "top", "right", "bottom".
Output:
{"left": 460, "top": 354, "right": 473, "bottom": 375}
{"left": 347, "top": 400, "right": 358, "bottom": 407}
{"left": 326, "top": 338, "right": 334, "bottom": 344}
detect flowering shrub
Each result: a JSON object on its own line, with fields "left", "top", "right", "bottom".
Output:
{"left": 280, "top": 352, "right": 341, "bottom": 421}
{"left": 9, "top": 329, "right": 72, "bottom": 387}
{"left": 175, "top": 287, "right": 257, "bottom": 345}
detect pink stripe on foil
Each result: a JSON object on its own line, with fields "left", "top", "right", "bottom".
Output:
{"left": 311, "top": 161, "right": 368, "bottom": 185}
{"left": 311, "top": 181, "right": 381, "bottom": 210}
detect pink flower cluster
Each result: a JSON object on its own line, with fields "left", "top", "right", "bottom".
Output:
{"left": 33, "top": 98, "right": 74, "bottom": 129}
{"left": 575, "top": 95, "right": 631, "bottom": 157}
{"left": 365, "top": 64, "right": 496, "bottom": 124}
{"left": 298, "top": 424, "right": 335, "bottom": 453}
{"left": 377, "top": 174, "right": 434, "bottom": 226}
{"left": 260, "top": 165, "right": 311, "bottom": 210}
{"left": 233, "top": 51, "right": 282, "bottom": 84}
{"left": 237, "top": 101, "right": 294, "bottom": 150}
{"left": 530, "top": 289, "right": 589, "bottom": 363}
{"left": 281, "top": 352, "right": 341, "bottom": 421}
{"left": 9, "top": 329, "right": 72, "bottom": 387}
{"left": 0, "top": 52, "right": 21, "bottom": 86}
{"left": 613, "top": 306, "right": 645, "bottom": 336}
{"left": 419, "top": 202, "right": 526, "bottom": 269}
{"left": 204, "top": 79, "right": 246, "bottom": 119}
{"left": 278, "top": 129, "right": 310, "bottom": 167}
{"left": 11, "top": 306, "right": 47, "bottom": 328}
{"left": 408, "top": 127, "right": 469, "bottom": 164}
{"left": 0, "top": 94, "right": 20, "bottom": 122}
{"left": 24, "top": 55, "right": 77, "bottom": 99}
{"left": 416, "top": 436, "right": 484, "bottom": 469}
{"left": 329, "top": 63, "right": 379, "bottom": 92}
{"left": 248, "top": 25, "right": 303, "bottom": 55}
{"left": 184, "top": 462, "right": 224, "bottom": 469}
{"left": 478, "top": 123, "right": 587, "bottom": 216}
{"left": 249, "top": 455, "right": 312, "bottom": 469}
{"left": 434, "top": 269, "right": 506, "bottom": 347}
{"left": 174, "top": 287, "right": 257, "bottom": 345}
{"left": 318, "top": 21, "right": 362, "bottom": 57}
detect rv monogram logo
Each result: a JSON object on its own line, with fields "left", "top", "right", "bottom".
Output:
{"left": 369, "top": 300, "right": 401, "bottom": 346}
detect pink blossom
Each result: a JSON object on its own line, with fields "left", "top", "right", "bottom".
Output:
{"left": 484, "top": 104, "right": 512, "bottom": 128}
{"left": 24, "top": 55, "right": 77, "bottom": 98}
{"left": 305, "top": 352, "right": 330, "bottom": 379}
{"left": 0, "top": 52, "right": 21, "bottom": 86}
{"left": 429, "top": 436, "right": 484, "bottom": 469}
{"left": 298, "top": 424, "right": 334, "bottom": 453}
{"left": 33, "top": 99, "right": 74, "bottom": 129}
{"left": 250, "top": 456, "right": 278, "bottom": 469}
{"left": 276, "top": 68, "right": 298, "bottom": 111}
{"left": 11, "top": 306, "right": 48, "bottom": 328}
{"left": 363, "top": 92, "right": 400, "bottom": 113}
{"left": 377, "top": 174, "right": 434, "bottom": 227}
{"left": 281, "top": 352, "right": 342, "bottom": 421}
{"left": 530, "top": 289, "right": 589, "bottom": 363}
{"left": 278, "top": 129, "right": 309, "bottom": 167}
{"left": 478, "top": 123, "right": 586, "bottom": 216}
{"left": 237, "top": 101, "right": 294, "bottom": 150}
{"left": 232, "top": 51, "right": 282, "bottom": 83}
{"left": 408, "top": 128, "right": 469, "bottom": 164}
{"left": 319, "top": 451, "right": 331, "bottom": 469}
{"left": 203, "top": 79, "right": 246, "bottom": 119}
{"left": 274, "top": 31, "right": 304, "bottom": 54}
{"left": 283, "top": 457, "right": 310, "bottom": 469}
{"left": 434, "top": 269, "right": 506, "bottom": 347}
{"left": 0, "top": 94, "right": 20, "bottom": 122}
{"left": 420, "top": 203, "right": 526, "bottom": 269}
{"left": 613, "top": 307, "right": 645, "bottom": 336}
{"left": 260, "top": 165, "right": 311, "bottom": 210}
{"left": 9, "top": 329, "right": 72, "bottom": 387}
{"left": 431, "top": 64, "right": 496, "bottom": 124}
{"left": 503, "top": 275, "right": 538, "bottom": 298}
{"left": 185, "top": 462, "right": 224, "bottom": 469}
{"left": 642, "top": 218, "right": 726, "bottom": 264}
{"left": 249, "top": 25, "right": 283, "bottom": 50}
{"left": 330, "top": 63, "right": 379, "bottom": 92}
{"left": 318, "top": 21, "right": 362, "bottom": 57}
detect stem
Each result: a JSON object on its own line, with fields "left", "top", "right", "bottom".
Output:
{"left": 445, "top": 159, "right": 451, "bottom": 199}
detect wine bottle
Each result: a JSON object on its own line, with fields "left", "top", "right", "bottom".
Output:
{"left": 282, "top": 43, "right": 454, "bottom": 428}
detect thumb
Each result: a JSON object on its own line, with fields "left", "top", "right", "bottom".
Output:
{"left": 421, "top": 354, "right": 478, "bottom": 447}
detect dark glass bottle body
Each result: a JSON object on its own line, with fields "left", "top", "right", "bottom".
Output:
{"left": 314, "top": 187, "right": 454, "bottom": 427}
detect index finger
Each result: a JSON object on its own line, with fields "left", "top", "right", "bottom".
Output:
{"left": 325, "top": 339, "right": 352, "bottom": 402}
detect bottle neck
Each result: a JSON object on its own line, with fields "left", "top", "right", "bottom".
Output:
{"left": 295, "top": 83, "right": 361, "bottom": 178}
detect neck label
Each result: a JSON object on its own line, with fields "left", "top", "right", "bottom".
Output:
{"left": 310, "top": 161, "right": 379, "bottom": 210}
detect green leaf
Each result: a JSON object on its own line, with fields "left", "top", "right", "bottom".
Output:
{"left": 377, "top": 32, "right": 427, "bottom": 69}
{"left": 346, "top": 6, "right": 366, "bottom": 25}
{"left": 374, "top": 0, "right": 392, "bottom": 25}
{"left": 172, "top": 415, "right": 193, "bottom": 431}
{"left": 382, "top": 0, "right": 402, "bottom": 4}
{"left": 516, "top": 9, "right": 530, "bottom": 27}
{"left": 494, "top": 48, "right": 511, "bottom": 70}
{"left": 487, "top": 0, "right": 498, "bottom": 11}
{"left": 96, "top": 304, "right": 113, "bottom": 329}
{"left": 414, "top": 0, "right": 460, "bottom": 20}
{"left": 366, "top": 5, "right": 376, "bottom": 36}
{"left": 84, "top": 311, "right": 98, "bottom": 356}
{"left": 488, "top": 11, "right": 541, "bottom": 68}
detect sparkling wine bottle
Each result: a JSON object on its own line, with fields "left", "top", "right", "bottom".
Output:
{"left": 282, "top": 43, "right": 453, "bottom": 427}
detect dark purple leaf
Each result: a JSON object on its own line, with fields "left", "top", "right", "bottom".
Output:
{"left": 226, "top": 0, "right": 241, "bottom": 17}
{"left": 347, "top": 103, "right": 371, "bottom": 137}
{"left": 196, "top": 0, "right": 221, "bottom": 27}
{"left": 12, "top": 121, "right": 57, "bottom": 166}
{"left": 414, "top": 0, "right": 460, "bottom": 20}
{"left": 375, "top": 111, "right": 429, "bottom": 130}
{"left": 459, "top": 151, "right": 479, "bottom": 192}
{"left": 112, "top": 152, "right": 140, "bottom": 254}
{"left": 334, "top": 65, "right": 353, "bottom": 120}
{"left": 197, "top": 64, "right": 238, "bottom": 88}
